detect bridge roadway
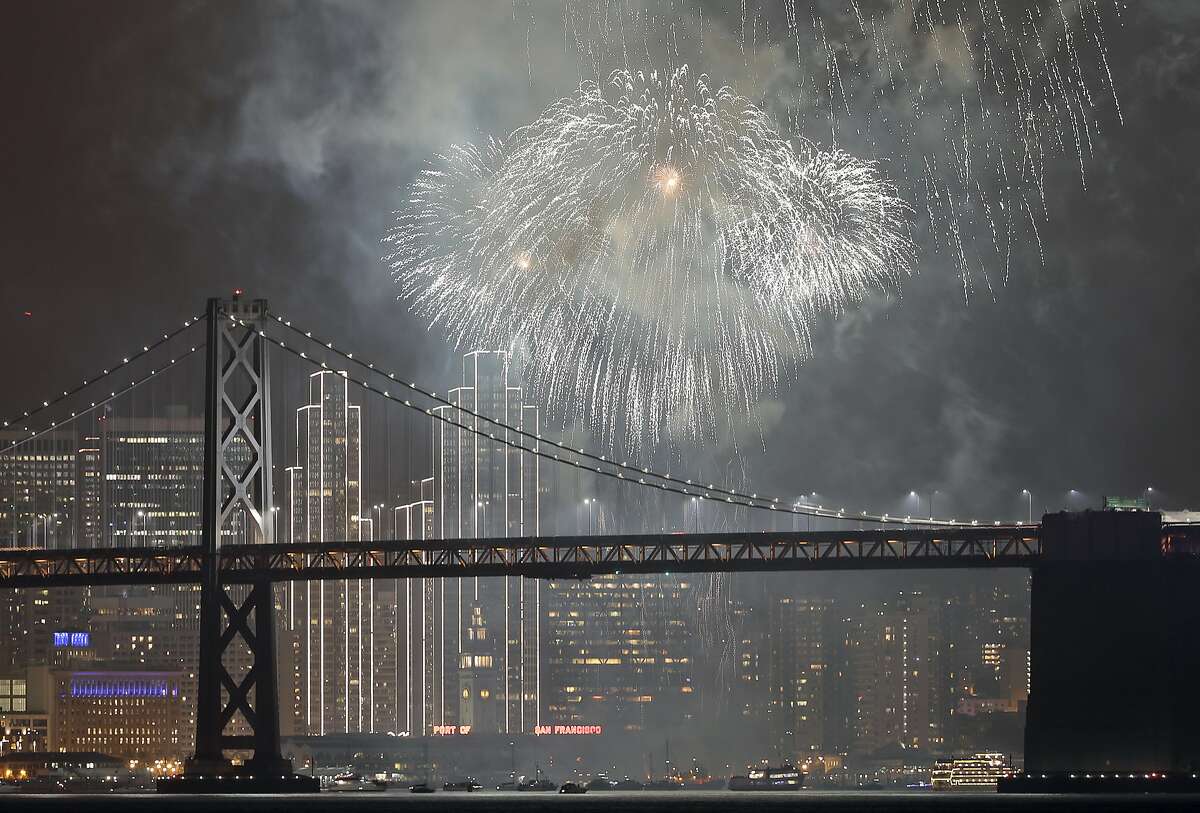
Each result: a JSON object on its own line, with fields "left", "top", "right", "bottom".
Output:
{"left": 0, "top": 526, "right": 1042, "bottom": 588}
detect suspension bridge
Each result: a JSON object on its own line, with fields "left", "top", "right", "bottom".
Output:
{"left": 1, "top": 293, "right": 1196, "bottom": 792}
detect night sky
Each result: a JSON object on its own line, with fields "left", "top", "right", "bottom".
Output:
{"left": 3, "top": 1, "right": 1198, "bottom": 522}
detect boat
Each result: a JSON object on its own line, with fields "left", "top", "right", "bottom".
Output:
{"left": 585, "top": 777, "right": 615, "bottom": 791}
{"left": 728, "top": 763, "right": 805, "bottom": 791}
{"left": 409, "top": 782, "right": 436, "bottom": 793}
{"left": 930, "top": 753, "right": 1014, "bottom": 791}
{"left": 559, "top": 782, "right": 587, "bottom": 794}
{"left": 442, "top": 778, "right": 482, "bottom": 792}
{"left": 328, "top": 771, "right": 386, "bottom": 792}
{"left": 518, "top": 764, "right": 557, "bottom": 792}
{"left": 612, "top": 778, "right": 645, "bottom": 790}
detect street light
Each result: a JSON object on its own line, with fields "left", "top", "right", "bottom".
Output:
{"left": 476, "top": 500, "right": 488, "bottom": 534}
{"left": 1021, "top": 489, "right": 1033, "bottom": 524}
{"left": 1144, "top": 487, "right": 1154, "bottom": 509}
{"left": 583, "top": 499, "right": 596, "bottom": 534}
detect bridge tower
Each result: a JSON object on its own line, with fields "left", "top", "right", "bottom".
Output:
{"left": 162, "top": 295, "right": 317, "bottom": 793}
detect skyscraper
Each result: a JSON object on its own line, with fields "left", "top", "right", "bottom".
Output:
{"left": 290, "top": 370, "right": 365, "bottom": 735}
{"left": 103, "top": 415, "right": 204, "bottom": 546}
{"left": 0, "top": 429, "right": 77, "bottom": 549}
{"left": 543, "top": 575, "right": 697, "bottom": 733}
{"left": 392, "top": 492, "right": 438, "bottom": 735}
{"left": 0, "top": 430, "right": 84, "bottom": 676}
{"left": 74, "top": 435, "right": 103, "bottom": 547}
{"left": 431, "top": 350, "right": 542, "bottom": 733}
{"left": 767, "top": 597, "right": 833, "bottom": 759}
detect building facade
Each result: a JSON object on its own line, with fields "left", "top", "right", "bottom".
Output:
{"left": 51, "top": 668, "right": 187, "bottom": 761}
{"left": 288, "top": 371, "right": 365, "bottom": 736}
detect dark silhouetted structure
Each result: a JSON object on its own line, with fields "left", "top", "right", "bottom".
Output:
{"left": 1024, "top": 510, "right": 1200, "bottom": 775}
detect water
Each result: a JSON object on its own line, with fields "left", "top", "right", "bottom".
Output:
{"left": 3, "top": 790, "right": 1199, "bottom": 812}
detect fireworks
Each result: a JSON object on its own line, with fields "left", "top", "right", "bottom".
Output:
{"left": 565, "top": 0, "right": 1124, "bottom": 291}
{"left": 387, "top": 67, "right": 912, "bottom": 449}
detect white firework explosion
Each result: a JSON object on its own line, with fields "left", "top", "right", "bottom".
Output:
{"left": 387, "top": 66, "right": 912, "bottom": 449}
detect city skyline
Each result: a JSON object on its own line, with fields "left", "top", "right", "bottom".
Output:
{"left": 0, "top": 340, "right": 1042, "bottom": 781}
{"left": 1, "top": 0, "right": 1198, "bottom": 800}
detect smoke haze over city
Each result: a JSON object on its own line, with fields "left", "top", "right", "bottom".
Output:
{"left": 2, "top": 0, "right": 1200, "bottom": 796}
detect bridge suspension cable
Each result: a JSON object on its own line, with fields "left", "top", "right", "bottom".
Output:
{"left": 1, "top": 313, "right": 206, "bottom": 443}
{"left": 258, "top": 311, "right": 996, "bottom": 529}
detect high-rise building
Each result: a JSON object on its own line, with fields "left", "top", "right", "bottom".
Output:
{"left": 0, "top": 430, "right": 87, "bottom": 676}
{"left": 543, "top": 575, "right": 696, "bottom": 733}
{"left": 103, "top": 415, "right": 204, "bottom": 546}
{"left": 767, "top": 597, "right": 833, "bottom": 759}
{"left": 844, "top": 591, "right": 942, "bottom": 756}
{"left": 430, "top": 350, "right": 542, "bottom": 734}
{"left": 289, "top": 370, "right": 365, "bottom": 736}
{"left": 0, "top": 429, "right": 77, "bottom": 553}
{"left": 74, "top": 435, "right": 104, "bottom": 547}
{"left": 390, "top": 493, "right": 439, "bottom": 735}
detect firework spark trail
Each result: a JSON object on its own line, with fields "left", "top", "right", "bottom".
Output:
{"left": 564, "top": 0, "right": 1122, "bottom": 292}
{"left": 388, "top": 66, "right": 912, "bottom": 450}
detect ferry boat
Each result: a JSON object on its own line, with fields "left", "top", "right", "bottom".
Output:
{"left": 327, "top": 771, "right": 386, "bottom": 792}
{"left": 931, "top": 753, "right": 1014, "bottom": 790}
{"left": 727, "top": 763, "right": 805, "bottom": 791}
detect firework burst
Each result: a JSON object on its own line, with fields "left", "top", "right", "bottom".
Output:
{"left": 387, "top": 66, "right": 912, "bottom": 449}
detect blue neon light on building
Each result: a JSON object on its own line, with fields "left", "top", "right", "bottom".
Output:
{"left": 53, "top": 631, "right": 90, "bottom": 648}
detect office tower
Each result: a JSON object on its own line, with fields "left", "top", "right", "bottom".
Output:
{"left": 392, "top": 494, "right": 438, "bottom": 735}
{"left": 75, "top": 435, "right": 104, "bottom": 547}
{"left": 103, "top": 414, "right": 205, "bottom": 546}
{"left": 52, "top": 667, "right": 187, "bottom": 761}
{"left": 845, "top": 591, "right": 941, "bottom": 755}
{"left": 431, "top": 350, "right": 541, "bottom": 733}
{"left": 0, "top": 429, "right": 77, "bottom": 549}
{"left": 543, "top": 575, "right": 696, "bottom": 732}
{"left": 0, "top": 430, "right": 85, "bottom": 675}
{"left": 732, "top": 599, "right": 766, "bottom": 725}
{"left": 290, "top": 370, "right": 365, "bottom": 735}
{"left": 87, "top": 586, "right": 201, "bottom": 741}
{"left": 767, "top": 597, "right": 833, "bottom": 759}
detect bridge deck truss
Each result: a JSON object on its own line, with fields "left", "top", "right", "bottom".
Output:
{"left": 0, "top": 527, "right": 1040, "bottom": 588}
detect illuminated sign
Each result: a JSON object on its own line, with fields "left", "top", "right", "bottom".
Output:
{"left": 534, "top": 724, "right": 603, "bottom": 736}
{"left": 53, "top": 632, "right": 90, "bottom": 648}
{"left": 70, "top": 678, "right": 177, "bottom": 699}
{"left": 431, "top": 725, "right": 472, "bottom": 736}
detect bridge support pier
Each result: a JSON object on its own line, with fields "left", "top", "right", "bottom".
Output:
{"left": 1004, "top": 510, "right": 1200, "bottom": 792}
{"left": 160, "top": 295, "right": 317, "bottom": 794}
